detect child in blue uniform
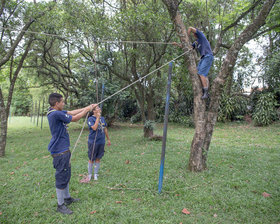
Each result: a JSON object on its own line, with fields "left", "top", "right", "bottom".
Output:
{"left": 80, "top": 105, "right": 111, "bottom": 183}
{"left": 173, "top": 27, "right": 214, "bottom": 99}
{"left": 47, "top": 93, "right": 96, "bottom": 214}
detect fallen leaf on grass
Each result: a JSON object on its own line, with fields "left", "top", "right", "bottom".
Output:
{"left": 90, "top": 211, "right": 97, "bottom": 214}
{"left": 0, "top": 212, "right": 2, "bottom": 215}
{"left": 78, "top": 174, "right": 84, "bottom": 177}
{"left": 15, "top": 166, "right": 21, "bottom": 170}
{"left": 262, "top": 192, "right": 271, "bottom": 198}
{"left": 125, "top": 160, "right": 130, "bottom": 164}
{"left": 43, "top": 155, "right": 50, "bottom": 159}
{"left": 213, "top": 213, "right": 218, "bottom": 218}
{"left": 115, "top": 201, "right": 122, "bottom": 204}
{"left": 182, "top": 208, "right": 191, "bottom": 215}
{"left": 10, "top": 172, "right": 14, "bottom": 175}
{"left": 34, "top": 158, "right": 38, "bottom": 160}
{"left": 23, "top": 174, "right": 29, "bottom": 177}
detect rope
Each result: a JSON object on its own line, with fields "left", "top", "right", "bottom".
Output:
{"left": 97, "top": 51, "right": 187, "bottom": 106}
{"left": 69, "top": 51, "right": 187, "bottom": 162}
{"left": 0, "top": 27, "right": 174, "bottom": 45}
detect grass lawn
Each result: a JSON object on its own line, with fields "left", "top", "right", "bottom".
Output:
{"left": 0, "top": 117, "right": 279, "bottom": 223}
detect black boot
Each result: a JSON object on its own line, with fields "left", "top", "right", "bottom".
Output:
{"left": 201, "top": 88, "right": 209, "bottom": 99}
{"left": 57, "top": 203, "right": 73, "bottom": 214}
{"left": 64, "top": 197, "right": 80, "bottom": 206}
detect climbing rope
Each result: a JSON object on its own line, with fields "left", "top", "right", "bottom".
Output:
{"left": 1, "top": 27, "right": 174, "bottom": 45}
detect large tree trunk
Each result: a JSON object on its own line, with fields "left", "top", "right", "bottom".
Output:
{"left": 162, "top": 0, "right": 276, "bottom": 171}
{"left": 0, "top": 90, "right": 7, "bottom": 157}
{"left": 0, "top": 38, "right": 33, "bottom": 157}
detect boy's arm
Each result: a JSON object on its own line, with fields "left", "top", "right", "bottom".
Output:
{"left": 187, "top": 27, "right": 197, "bottom": 36}
{"left": 71, "top": 108, "right": 89, "bottom": 122}
{"left": 67, "top": 108, "right": 84, "bottom": 116}
{"left": 104, "top": 127, "right": 111, "bottom": 146}
{"left": 68, "top": 104, "right": 98, "bottom": 116}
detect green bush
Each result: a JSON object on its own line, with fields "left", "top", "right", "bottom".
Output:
{"left": 169, "top": 114, "right": 195, "bottom": 127}
{"left": 252, "top": 92, "right": 278, "bottom": 126}
{"left": 12, "top": 89, "right": 33, "bottom": 115}
{"left": 144, "top": 120, "right": 156, "bottom": 130}
{"left": 130, "top": 112, "right": 142, "bottom": 123}
{"left": 218, "top": 94, "right": 249, "bottom": 122}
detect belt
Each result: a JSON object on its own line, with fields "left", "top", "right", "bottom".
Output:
{"left": 51, "top": 150, "right": 70, "bottom": 158}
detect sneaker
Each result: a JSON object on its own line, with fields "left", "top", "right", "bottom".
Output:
{"left": 57, "top": 203, "right": 73, "bottom": 215}
{"left": 64, "top": 197, "right": 80, "bottom": 206}
{"left": 201, "top": 91, "right": 209, "bottom": 99}
{"left": 94, "top": 174, "right": 98, "bottom": 180}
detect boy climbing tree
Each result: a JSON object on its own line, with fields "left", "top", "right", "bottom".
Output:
{"left": 173, "top": 27, "right": 214, "bottom": 99}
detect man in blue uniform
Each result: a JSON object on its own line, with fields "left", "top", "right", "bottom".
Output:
{"left": 47, "top": 93, "right": 96, "bottom": 214}
{"left": 173, "top": 27, "right": 214, "bottom": 99}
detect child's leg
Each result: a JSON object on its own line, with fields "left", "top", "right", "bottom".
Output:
{"left": 64, "top": 182, "right": 71, "bottom": 198}
{"left": 94, "top": 159, "right": 101, "bottom": 176}
{"left": 88, "top": 160, "right": 94, "bottom": 180}
{"left": 56, "top": 188, "right": 65, "bottom": 206}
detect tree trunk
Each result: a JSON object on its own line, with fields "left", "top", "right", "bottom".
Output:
{"left": 0, "top": 116, "right": 7, "bottom": 157}
{"left": 0, "top": 90, "right": 7, "bottom": 157}
{"left": 162, "top": 0, "right": 276, "bottom": 171}
{"left": 0, "top": 38, "right": 33, "bottom": 157}
{"left": 144, "top": 90, "right": 156, "bottom": 138}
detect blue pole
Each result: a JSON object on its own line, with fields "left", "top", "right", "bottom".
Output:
{"left": 100, "top": 83, "right": 105, "bottom": 110}
{"left": 158, "top": 62, "right": 173, "bottom": 194}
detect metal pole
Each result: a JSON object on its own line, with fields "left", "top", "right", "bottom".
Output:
{"left": 100, "top": 83, "right": 105, "bottom": 110}
{"left": 37, "top": 101, "right": 40, "bottom": 127}
{"left": 158, "top": 62, "right": 173, "bottom": 194}
{"left": 41, "top": 98, "right": 45, "bottom": 129}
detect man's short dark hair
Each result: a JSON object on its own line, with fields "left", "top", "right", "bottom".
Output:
{"left": 49, "top": 93, "right": 63, "bottom": 106}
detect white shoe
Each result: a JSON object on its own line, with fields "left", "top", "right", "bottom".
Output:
{"left": 94, "top": 174, "right": 98, "bottom": 180}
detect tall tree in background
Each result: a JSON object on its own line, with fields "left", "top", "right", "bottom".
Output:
{"left": 162, "top": 0, "right": 277, "bottom": 171}
{"left": 0, "top": 0, "right": 55, "bottom": 157}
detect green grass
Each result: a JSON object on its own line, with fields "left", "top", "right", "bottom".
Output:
{"left": 0, "top": 117, "right": 280, "bottom": 223}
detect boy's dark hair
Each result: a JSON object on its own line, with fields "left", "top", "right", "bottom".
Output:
{"left": 49, "top": 93, "right": 63, "bottom": 106}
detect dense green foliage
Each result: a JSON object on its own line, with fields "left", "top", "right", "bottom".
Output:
{"left": 1, "top": 0, "right": 279, "bottom": 126}
{"left": 218, "top": 94, "right": 249, "bottom": 122}
{"left": 252, "top": 92, "right": 278, "bottom": 126}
